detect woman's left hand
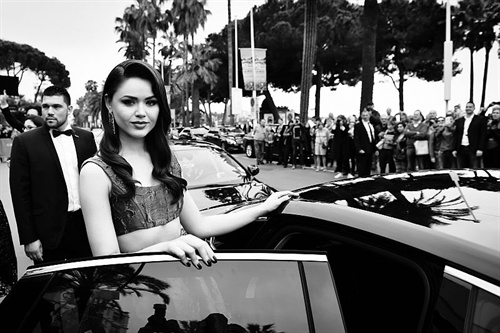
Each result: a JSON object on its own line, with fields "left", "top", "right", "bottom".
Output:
{"left": 260, "top": 191, "right": 299, "bottom": 214}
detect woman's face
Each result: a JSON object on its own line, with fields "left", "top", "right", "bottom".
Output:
{"left": 106, "top": 77, "right": 159, "bottom": 141}
{"left": 397, "top": 124, "right": 404, "bottom": 132}
{"left": 24, "top": 119, "right": 37, "bottom": 131}
{"left": 492, "top": 108, "right": 500, "bottom": 120}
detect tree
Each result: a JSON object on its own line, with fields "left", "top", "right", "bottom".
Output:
{"left": 76, "top": 80, "right": 102, "bottom": 128}
{"left": 0, "top": 39, "right": 70, "bottom": 102}
{"left": 171, "top": 0, "right": 211, "bottom": 126}
{"left": 360, "top": 0, "right": 379, "bottom": 113}
{"left": 172, "top": 43, "right": 221, "bottom": 127}
{"left": 299, "top": 0, "right": 318, "bottom": 123}
{"left": 377, "top": 0, "right": 454, "bottom": 112}
{"left": 115, "top": 0, "right": 173, "bottom": 65}
{"left": 454, "top": 0, "right": 500, "bottom": 107}
{"left": 206, "top": 0, "right": 363, "bottom": 120}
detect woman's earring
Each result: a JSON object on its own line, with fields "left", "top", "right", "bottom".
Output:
{"left": 109, "top": 111, "right": 116, "bottom": 135}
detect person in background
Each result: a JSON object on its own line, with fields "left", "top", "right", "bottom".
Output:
{"left": 435, "top": 115, "right": 457, "bottom": 169}
{"left": 313, "top": 117, "right": 329, "bottom": 171}
{"left": 1, "top": 91, "right": 42, "bottom": 134}
{"left": 404, "top": 110, "right": 429, "bottom": 171}
{"left": 378, "top": 117, "right": 396, "bottom": 174}
{"left": 290, "top": 115, "right": 306, "bottom": 169}
{"left": 79, "top": 60, "right": 296, "bottom": 266}
{"left": 332, "top": 115, "right": 352, "bottom": 178}
{"left": 253, "top": 118, "right": 266, "bottom": 165}
{"left": 281, "top": 113, "right": 294, "bottom": 168}
{"left": 276, "top": 117, "right": 285, "bottom": 165}
{"left": 452, "top": 101, "right": 487, "bottom": 168}
{"left": 264, "top": 123, "right": 275, "bottom": 164}
{"left": 9, "top": 86, "right": 97, "bottom": 264}
{"left": 393, "top": 122, "right": 407, "bottom": 172}
{"left": 354, "top": 109, "right": 377, "bottom": 177}
{"left": 484, "top": 104, "right": 500, "bottom": 168}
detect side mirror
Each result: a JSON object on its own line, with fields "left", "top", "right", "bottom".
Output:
{"left": 247, "top": 165, "right": 260, "bottom": 177}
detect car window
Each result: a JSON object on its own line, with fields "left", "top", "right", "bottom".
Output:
{"left": 175, "top": 147, "right": 248, "bottom": 187}
{"left": 432, "top": 272, "right": 500, "bottom": 333}
{"left": 15, "top": 261, "right": 314, "bottom": 333}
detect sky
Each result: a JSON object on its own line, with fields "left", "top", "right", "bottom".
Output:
{"left": 0, "top": 0, "right": 499, "bottom": 119}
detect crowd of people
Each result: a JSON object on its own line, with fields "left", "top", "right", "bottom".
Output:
{"left": 252, "top": 101, "right": 500, "bottom": 177}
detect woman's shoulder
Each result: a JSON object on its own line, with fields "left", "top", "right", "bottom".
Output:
{"left": 81, "top": 155, "right": 114, "bottom": 181}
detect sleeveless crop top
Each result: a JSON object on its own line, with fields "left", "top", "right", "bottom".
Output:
{"left": 82, "top": 155, "right": 184, "bottom": 236}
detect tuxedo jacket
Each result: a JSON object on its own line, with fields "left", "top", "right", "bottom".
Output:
{"left": 454, "top": 115, "right": 487, "bottom": 153}
{"left": 9, "top": 125, "right": 97, "bottom": 249}
{"left": 354, "top": 121, "right": 376, "bottom": 154}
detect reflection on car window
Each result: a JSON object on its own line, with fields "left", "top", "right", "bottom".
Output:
{"left": 433, "top": 274, "right": 500, "bottom": 333}
{"left": 175, "top": 148, "right": 247, "bottom": 187}
{"left": 20, "top": 261, "right": 312, "bottom": 333}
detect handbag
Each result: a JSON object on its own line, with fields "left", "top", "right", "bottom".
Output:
{"left": 414, "top": 140, "right": 429, "bottom": 155}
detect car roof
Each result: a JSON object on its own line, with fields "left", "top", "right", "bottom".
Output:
{"left": 286, "top": 169, "right": 500, "bottom": 283}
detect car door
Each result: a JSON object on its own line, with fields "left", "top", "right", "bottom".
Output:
{"left": 0, "top": 252, "right": 346, "bottom": 333}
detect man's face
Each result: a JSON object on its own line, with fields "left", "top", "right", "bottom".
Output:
{"left": 465, "top": 102, "right": 475, "bottom": 116}
{"left": 361, "top": 110, "right": 370, "bottom": 122}
{"left": 41, "top": 95, "right": 71, "bottom": 130}
{"left": 492, "top": 108, "right": 500, "bottom": 120}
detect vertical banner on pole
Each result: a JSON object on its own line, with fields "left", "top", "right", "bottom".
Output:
{"left": 239, "top": 48, "right": 267, "bottom": 91}
{"left": 231, "top": 87, "right": 242, "bottom": 115}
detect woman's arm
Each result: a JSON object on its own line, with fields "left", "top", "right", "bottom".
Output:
{"left": 79, "top": 162, "right": 121, "bottom": 256}
{"left": 80, "top": 162, "right": 216, "bottom": 268}
{"left": 180, "top": 190, "right": 297, "bottom": 239}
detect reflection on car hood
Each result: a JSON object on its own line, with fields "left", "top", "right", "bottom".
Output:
{"left": 190, "top": 180, "right": 273, "bottom": 213}
{"left": 295, "top": 169, "right": 500, "bottom": 254}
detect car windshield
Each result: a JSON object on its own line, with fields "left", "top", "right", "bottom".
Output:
{"left": 173, "top": 146, "right": 248, "bottom": 188}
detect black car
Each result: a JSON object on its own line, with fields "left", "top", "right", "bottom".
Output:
{"left": 203, "top": 126, "right": 245, "bottom": 153}
{"left": 171, "top": 140, "right": 275, "bottom": 214}
{"left": 0, "top": 251, "right": 345, "bottom": 333}
{"left": 214, "top": 169, "right": 500, "bottom": 333}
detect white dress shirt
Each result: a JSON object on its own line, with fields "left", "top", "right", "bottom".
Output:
{"left": 461, "top": 115, "right": 473, "bottom": 146}
{"left": 362, "top": 120, "right": 374, "bottom": 142}
{"left": 50, "top": 126, "right": 80, "bottom": 212}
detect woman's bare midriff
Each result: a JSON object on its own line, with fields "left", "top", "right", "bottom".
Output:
{"left": 117, "top": 217, "right": 182, "bottom": 253}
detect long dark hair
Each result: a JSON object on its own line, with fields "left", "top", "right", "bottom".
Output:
{"left": 100, "top": 60, "right": 186, "bottom": 202}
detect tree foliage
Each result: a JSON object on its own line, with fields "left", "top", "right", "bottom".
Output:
{"left": 206, "top": 0, "right": 363, "bottom": 118}
{"left": 376, "top": 0, "right": 453, "bottom": 111}
{"left": 453, "top": 0, "right": 500, "bottom": 106}
{"left": 0, "top": 39, "right": 70, "bottom": 101}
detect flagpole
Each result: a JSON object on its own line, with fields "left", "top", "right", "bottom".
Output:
{"left": 250, "top": 7, "right": 258, "bottom": 124}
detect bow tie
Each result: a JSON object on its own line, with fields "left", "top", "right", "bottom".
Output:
{"left": 52, "top": 129, "right": 73, "bottom": 138}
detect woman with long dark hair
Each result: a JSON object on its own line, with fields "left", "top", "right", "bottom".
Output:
{"left": 80, "top": 60, "right": 295, "bottom": 268}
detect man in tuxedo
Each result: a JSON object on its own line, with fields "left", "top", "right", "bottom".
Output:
{"left": 10, "top": 86, "right": 97, "bottom": 263}
{"left": 452, "top": 101, "right": 487, "bottom": 168}
{"left": 354, "top": 109, "right": 377, "bottom": 177}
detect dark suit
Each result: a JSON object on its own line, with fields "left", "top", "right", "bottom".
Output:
{"left": 454, "top": 115, "right": 487, "bottom": 168}
{"left": 354, "top": 121, "right": 376, "bottom": 176}
{"left": 9, "top": 124, "right": 97, "bottom": 262}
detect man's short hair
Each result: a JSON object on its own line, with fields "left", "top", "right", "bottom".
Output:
{"left": 42, "top": 86, "right": 71, "bottom": 106}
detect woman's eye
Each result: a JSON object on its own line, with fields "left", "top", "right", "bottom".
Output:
{"left": 146, "top": 100, "right": 158, "bottom": 106}
{"left": 122, "top": 99, "right": 135, "bottom": 106}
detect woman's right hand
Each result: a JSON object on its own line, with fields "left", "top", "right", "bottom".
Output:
{"left": 162, "top": 234, "right": 217, "bottom": 269}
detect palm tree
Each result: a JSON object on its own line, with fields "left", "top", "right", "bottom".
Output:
{"left": 299, "top": 0, "right": 318, "bottom": 124}
{"left": 171, "top": 0, "right": 211, "bottom": 126}
{"left": 173, "top": 43, "right": 221, "bottom": 127}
